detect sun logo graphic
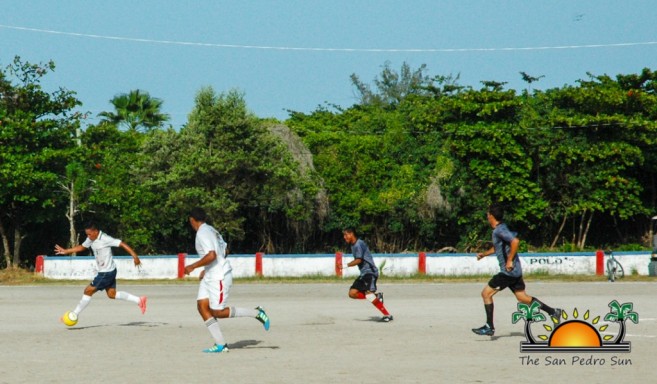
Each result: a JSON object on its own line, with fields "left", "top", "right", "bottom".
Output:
{"left": 513, "top": 300, "right": 638, "bottom": 353}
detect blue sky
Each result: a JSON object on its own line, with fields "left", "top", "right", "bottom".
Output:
{"left": 2, "top": 1, "right": 656, "bottom": 129}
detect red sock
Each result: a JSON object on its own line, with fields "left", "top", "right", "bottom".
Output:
{"left": 354, "top": 292, "right": 366, "bottom": 299}
{"left": 372, "top": 298, "right": 390, "bottom": 316}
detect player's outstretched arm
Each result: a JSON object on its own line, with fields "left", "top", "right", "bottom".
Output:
{"left": 54, "top": 244, "right": 87, "bottom": 255}
{"left": 476, "top": 246, "right": 495, "bottom": 261}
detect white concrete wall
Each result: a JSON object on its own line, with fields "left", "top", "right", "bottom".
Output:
{"left": 40, "top": 251, "right": 656, "bottom": 279}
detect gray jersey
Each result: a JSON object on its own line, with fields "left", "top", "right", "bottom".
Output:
{"left": 492, "top": 223, "right": 522, "bottom": 277}
{"left": 352, "top": 239, "right": 378, "bottom": 277}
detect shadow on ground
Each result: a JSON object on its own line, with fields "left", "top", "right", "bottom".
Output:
{"left": 229, "top": 339, "right": 280, "bottom": 350}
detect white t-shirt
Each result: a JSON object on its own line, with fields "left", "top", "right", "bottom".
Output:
{"left": 195, "top": 223, "right": 231, "bottom": 280}
{"left": 82, "top": 231, "right": 122, "bottom": 273}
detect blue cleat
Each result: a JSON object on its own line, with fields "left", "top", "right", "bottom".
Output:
{"left": 256, "top": 306, "right": 270, "bottom": 331}
{"left": 472, "top": 324, "right": 495, "bottom": 336}
{"left": 203, "top": 343, "right": 229, "bottom": 353}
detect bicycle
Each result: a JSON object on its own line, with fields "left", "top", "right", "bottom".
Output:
{"left": 605, "top": 249, "right": 624, "bottom": 282}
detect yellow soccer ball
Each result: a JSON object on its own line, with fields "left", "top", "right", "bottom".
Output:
{"left": 62, "top": 311, "right": 78, "bottom": 327}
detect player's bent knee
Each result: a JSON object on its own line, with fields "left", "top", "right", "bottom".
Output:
{"left": 197, "top": 300, "right": 211, "bottom": 314}
{"left": 482, "top": 287, "right": 498, "bottom": 301}
{"left": 212, "top": 308, "right": 230, "bottom": 318}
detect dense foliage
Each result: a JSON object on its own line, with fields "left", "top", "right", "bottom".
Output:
{"left": 2, "top": 57, "right": 657, "bottom": 268}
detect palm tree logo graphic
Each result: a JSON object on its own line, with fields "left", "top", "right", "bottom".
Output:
{"left": 513, "top": 300, "right": 638, "bottom": 353}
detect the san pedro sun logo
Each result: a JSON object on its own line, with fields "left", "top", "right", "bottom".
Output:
{"left": 514, "top": 300, "right": 638, "bottom": 353}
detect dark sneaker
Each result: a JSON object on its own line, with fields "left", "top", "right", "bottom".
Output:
{"left": 203, "top": 343, "right": 229, "bottom": 353}
{"left": 472, "top": 324, "right": 495, "bottom": 336}
{"left": 552, "top": 308, "right": 563, "bottom": 325}
{"left": 376, "top": 292, "right": 384, "bottom": 304}
{"left": 381, "top": 315, "right": 393, "bottom": 322}
{"left": 255, "top": 306, "right": 270, "bottom": 331}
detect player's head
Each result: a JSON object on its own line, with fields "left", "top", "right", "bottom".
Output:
{"left": 342, "top": 228, "right": 357, "bottom": 244}
{"left": 189, "top": 207, "right": 207, "bottom": 230}
{"left": 487, "top": 204, "right": 504, "bottom": 222}
{"left": 189, "top": 207, "right": 207, "bottom": 221}
{"left": 84, "top": 221, "right": 100, "bottom": 240}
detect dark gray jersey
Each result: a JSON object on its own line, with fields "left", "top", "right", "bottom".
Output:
{"left": 492, "top": 223, "right": 522, "bottom": 277}
{"left": 352, "top": 239, "right": 378, "bottom": 277}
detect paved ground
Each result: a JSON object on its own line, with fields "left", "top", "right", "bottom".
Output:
{"left": 1, "top": 281, "right": 655, "bottom": 383}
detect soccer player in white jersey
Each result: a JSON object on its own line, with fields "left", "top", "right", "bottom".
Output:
{"left": 184, "top": 207, "right": 270, "bottom": 353}
{"left": 54, "top": 221, "right": 147, "bottom": 323}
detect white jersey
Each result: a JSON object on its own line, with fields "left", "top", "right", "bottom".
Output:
{"left": 195, "top": 222, "right": 231, "bottom": 280}
{"left": 82, "top": 231, "right": 122, "bottom": 273}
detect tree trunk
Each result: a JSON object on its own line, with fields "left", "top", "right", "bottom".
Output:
{"left": 576, "top": 210, "right": 593, "bottom": 249}
{"left": 612, "top": 216, "right": 624, "bottom": 244}
{"left": 550, "top": 214, "right": 568, "bottom": 249}
{"left": 0, "top": 221, "right": 12, "bottom": 268}
{"left": 67, "top": 180, "right": 79, "bottom": 253}
{"left": 576, "top": 210, "right": 586, "bottom": 249}
{"left": 650, "top": 173, "right": 657, "bottom": 214}
{"left": 12, "top": 226, "right": 23, "bottom": 267}
{"left": 579, "top": 212, "right": 593, "bottom": 250}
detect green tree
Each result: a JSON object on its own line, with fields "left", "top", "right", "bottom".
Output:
{"left": 442, "top": 85, "right": 549, "bottom": 249}
{"left": 534, "top": 74, "right": 654, "bottom": 248}
{"left": 350, "top": 61, "right": 434, "bottom": 107}
{"left": 0, "top": 56, "right": 81, "bottom": 268}
{"left": 140, "top": 88, "right": 320, "bottom": 253}
{"left": 79, "top": 122, "right": 158, "bottom": 252}
{"left": 289, "top": 64, "right": 657, "bottom": 252}
{"left": 98, "top": 89, "right": 169, "bottom": 132}
{"left": 288, "top": 97, "right": 456, "bottom": 251}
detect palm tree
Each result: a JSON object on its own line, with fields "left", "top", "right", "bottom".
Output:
{"left": 98, "top": 90, "right": 169, "bottom": 132}
{"left": 604, "top": 300, "right": 639, "bottom": 344}
{"left": 512, "top": 301, "right": 546, "bottom": 344}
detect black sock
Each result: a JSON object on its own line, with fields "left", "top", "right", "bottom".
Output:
{"left": 531, "top": 297, "right": 555, "bottom": 316}
{"left": 484, "top": 303, "right": 494, "bottom": 329}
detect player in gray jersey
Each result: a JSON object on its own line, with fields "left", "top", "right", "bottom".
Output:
{"left": 472, "top": 204, "right": 562, "bottom": 336}
{"left": 340, "top": 228, "right": 393, "bottom": 322}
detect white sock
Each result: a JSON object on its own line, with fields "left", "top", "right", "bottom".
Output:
{"left": 205, "top": 318, "right": 226, "bottom": 346}
{"left": 73, "top": 295, "right": 92, "bottom": 315}
{"left": 229, "top": 307, "right": 258, "bottom": 318}
{"left": 365, "top": 293, "right": 376, "bottom": 303}
{"left": 115, "top": 291, "right": 140, "bottom": 304}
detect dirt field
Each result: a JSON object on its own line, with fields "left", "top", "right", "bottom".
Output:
{"left": 1, "top": 281, "right": 655, "bottom": 383}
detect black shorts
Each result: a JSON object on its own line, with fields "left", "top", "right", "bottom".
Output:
{"left": 351, "top": 274, "right": 378, "bottom": 293}
{"left": 91, "top": 269, "right": 117, "bottom": 291}
{"left": 487, "top": 273, "right": 525, "bottom": 292}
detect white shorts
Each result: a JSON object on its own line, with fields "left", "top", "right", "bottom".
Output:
{"left": 197, "top": 271, "right": 233, "bottom": 310}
